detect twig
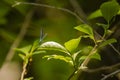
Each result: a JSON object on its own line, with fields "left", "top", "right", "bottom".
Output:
{"left": 81, "top": 45, "right": 98, "bottom": 67}
{"left": 13, "top": 1, "right": 120, "bottom": 55}
{"left": 12, "top": 1, "right": 120, "bottom": 80}
{"left": 69, "top": 0, "right": 120, "bottom": 55}
{"left": 83, "top": 63, "right": 120, "bottom": 73}
{"left": 69, "top": 0, "right": 87, "bottom": 23}
{"left": 101, "top": 69, "right": 120, "bottom": 80}
{"left": 5, "top": 9, "right": 34, "bottom": 62}
{"left": 20, "top": 62, "right": 28, "bottom": 80}
{"left": 12, "top": 1, "right": 85, "bottom": 24}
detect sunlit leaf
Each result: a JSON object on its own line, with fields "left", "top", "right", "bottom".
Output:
{"left": 99, "top": 38, "right": 117, "bottom": 48}
{"left": 100, "top": 0, "right": 119, "bottom": 22}
{"left": 88, "top": 9, "right": 102, "bottom": 20}
{"left": 64, "top": 37, "right": 81, "bottom": 53}
{"left": 43, "top": 55, "right": 73, "bottom": 65}
{"left": 91, "top": 53, "right": 101, "bottom": 60}
{"left": 38, "top": 41, "right": 69, "bottom": 55}
{"left": 15, "top": 45, "right": 32, "bottom": 55}
{"left": 75, "top": 24, "right": 94, "bottom": 40}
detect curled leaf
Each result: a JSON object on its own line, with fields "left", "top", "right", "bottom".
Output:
{"left": 38, "top": 41, "right": 69, "bottom": 55}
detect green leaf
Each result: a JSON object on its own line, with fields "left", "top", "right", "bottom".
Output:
{"left": 91, "top": 53, "right": 101, "bottom": 60}
{"left": 96, "top": 23, "right": 108, "bottom": 35}
{"left": 100, "top": 0, "right": 119, "bottom": 22}
{"left": 32, "top": 51, "right": 46, "bottom": 55}
{"left": 82, "top": 46, "right": 93, "bottom": 55}
{"left": 43, "top": 55, "right": 73, "bottom": 65}
{"left": 79, "top": 53, "right": 101, "bottom": 62}
{"left": 15, "top": 45, "right": 32, "bottom": 55}
{"left": 38, "top": 41, "right": 69, "bottom": 55}
{"left": 75, "top": 24, "right": 94, "bottom": 40}
{"left": 99, "top": 38, "right": 117, "bottom": 48}
{"left": 64, "top": 37, "right": 81, "bottom": 53}
{"left": 18, "top": 53, "right": 25, "bottom": 60}
{"left": 72, "top": 50, "right": 82, "bottom": 61}
{"left": 96, "top": 23, "right": 108, "bottom": 29}
{"left": 31, "top": 39, "right": 40, "bottom": 52}
{"left": 88, "top": 9, "right": 102, "bottom": 20}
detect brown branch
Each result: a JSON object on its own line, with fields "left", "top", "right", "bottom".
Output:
{"left": 12, "top": 1, "right": 86, "bottom": 24}
{"left": 101, "top": 69, "right": 120, "bottom": 80}
{"left": 81, "top": 45, "right": 98, "bottom": 67}
{"left": 69, "top": 0, "right": 88, "bottom": 23}
{"left": 83, "top": 63, "right": 120, "bottom": 73}
{"left": 5, "top": 10, "right": 34, "bottom": 62}
{"left": 20, "top": 62, "right": 28, "bottom": 80}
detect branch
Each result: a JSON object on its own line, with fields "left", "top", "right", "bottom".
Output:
{"left": 12, "top": 1, "right": 85, "bottom": 23}
{"left": 20, "top": 62, "right": 28, "bottom": 80}
{"left": 101, "top": 69, "right": 120, "bottom": 80}
{"left": 81, "top": 45, "right": 98, "bottom": 67}
{"left": 5, "top": 9, "right": 34, "bottom": 62}
{"left": 11, "top": 1, "right": 120, "bottom": 80}
{"left": 69, "top": 0, "right": 120, "bottom": 55}
{"left": 83, "top": 63, "right": 120, "bottom": 73}
{"left": 69, "top": 0, "right": 87, "bottom": 23}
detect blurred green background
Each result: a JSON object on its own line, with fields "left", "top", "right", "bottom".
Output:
{"left": 0, "top": 0, "right": 120, "bottom": 80}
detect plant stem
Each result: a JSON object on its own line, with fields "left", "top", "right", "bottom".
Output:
{"left": 81, "top": 44, "right": 98, "bottom": 67}
{"left": 20, "top": 61, "right": 28, "bottom": 80}
{"left": 69, "top": 44, "right": 98, "bottom": 80}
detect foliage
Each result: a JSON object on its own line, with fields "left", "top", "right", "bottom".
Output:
{"left": 0, "top": 0, "right": 120, "bottom": 80}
